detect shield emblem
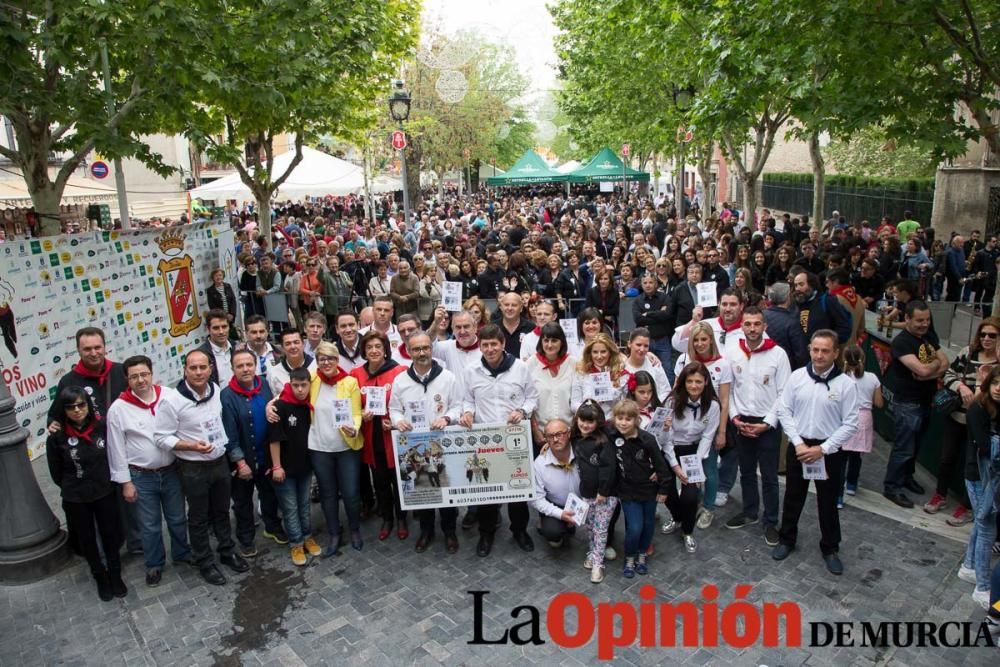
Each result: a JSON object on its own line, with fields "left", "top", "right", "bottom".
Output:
{"left": 157, "top": 256, "right": 202, "bottom": 336}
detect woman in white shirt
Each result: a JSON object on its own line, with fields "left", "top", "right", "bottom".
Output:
{"left": 525, "top": 322, "right": 575, "bottom": 444}
{"left": 673, "top": 321, "right": 732, "bottom": 529}
{"left": 839, "top": 345, "right": 883, "bottom": 508}
{"left": 309, "top": 342, "right": 364, "bottom": 555}
{"left": 660, "top": 362, "right": 720, "bottom": 554}
{"left": 368, "top": 261, "right": 391, "bottom": 300}
{"left": 570, "top": 333, "right": 629, "bottom": 419}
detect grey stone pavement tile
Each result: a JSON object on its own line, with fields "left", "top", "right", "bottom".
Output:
{"left": 1, "top": 436, "right": 998, "bottom": 666}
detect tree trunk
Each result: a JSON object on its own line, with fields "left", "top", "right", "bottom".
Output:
{"left": 695, "top": 142, "right": 715, "bottom": 212}
{"left": 28, "top": 184, "right": 63, "bottom": 237}
{"left": 253, "top": 185, "right": 272, "bottom": 243}
{"left": 470, "top": 159, "right": 480, "bottom": 192}
{"left": 809, "top": 131, "right": 826, "bottom": 227}
{"left": 405, "top": 148, "right": 421, "bottom": 208}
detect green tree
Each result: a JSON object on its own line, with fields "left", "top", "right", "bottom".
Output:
{"left": 182, "top": 0, "right": 420, "bottom": 242}
{"left": 0, "top": 1, "right": 199, "bottom": 236}
{"left": 825, "top": 126, "right": 938, "bottom": 179}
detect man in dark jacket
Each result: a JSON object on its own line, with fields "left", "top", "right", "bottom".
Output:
{"left": 791, "top": 271, "right": 852, "bottom": 345}
{"left": 667, "top": 262, "right": 711, "bottom": 329}
{"left": 764, "top": 282, "right": 808, "bottom": 370}
{"left": 633, "top": 274, "right": 675, "bottom": 380}
{"left": 477, "top": 253, "right": 504, "bottom": 300}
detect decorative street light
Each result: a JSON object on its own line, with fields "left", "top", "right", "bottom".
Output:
{"left": 672, "top": 84, "right": 695, "bottom": 221}
{"left": 388, "top": 80, "right": 412, "bottom": 228}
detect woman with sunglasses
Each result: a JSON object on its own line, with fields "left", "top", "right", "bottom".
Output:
{"left": 298, "top": 258, "right": 323, "bottom": 313}
{"left": 47, "top": 387, "right": 127, "bottom": 601}
{"left": 927, "top": 317, "right": 1000, "bottom": 524}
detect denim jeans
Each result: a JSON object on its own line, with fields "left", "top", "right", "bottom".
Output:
{"left": 963, "top": 435, "right": 998, "bottom": 592}
{"left": 885, "top": 401, "right": 928, "bottom": 495}
{"left": 130, "top": 466, "right": 191, "bottom": 570}
{"left": 718, "top": 421, "right": 741, "bottom": 496}
{"left": 621, "top": 499, "right": 657, "bottom": 558}
{"left": 272, "top": 472, "right": 314, "bottom": 545}
{"left": 176, "top": 458, "right": 235, "bottom": 570}
{"left": 650, "top": 337, "right": 674, "bottom": 386}
{"left": 310, "top": 449, "right": 361, "bottom": 539}
{"left": 736, "top": 423, "right": 781, "bottom": 527}
{"left": 231, "top": 464, "right": 282, "bottom": 548}
{"left": 702, "top": 447, "right": 720, "bottom": 510}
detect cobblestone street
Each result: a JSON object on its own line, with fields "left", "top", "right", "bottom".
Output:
{"left": 1, "top": 436, "right": 997, "bottom": 666}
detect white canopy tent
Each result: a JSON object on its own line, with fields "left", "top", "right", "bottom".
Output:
{"left": 555, "top": 160, "right": 581, "bottom": 174}
{"left": 190, "top": 146, "right": 394, "bottom": 201}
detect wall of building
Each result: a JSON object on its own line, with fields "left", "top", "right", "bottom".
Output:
{"left": 931, "top": 167, "right": 1000, "bottom": 237}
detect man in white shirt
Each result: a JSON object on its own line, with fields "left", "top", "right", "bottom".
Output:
{"left": 390, "top": 314, "right": 421, "bottom": 367}
{"left": 531, "top": 418, "right": 581, "bottom": 549}
{"left": 360, "top": 296, "right": 402, "bottom": 348}
{"left": 196, "top": 309, "right": 235, "bottom": 385}
{"left": 335, "top": 312, "right": 364, "bottom": 372}
{"left": 154, "top": 350, "right": 249, "bottom": 586}
{"left": 431, "top": 309, "right": 483, "bottom": 378}
{"left": 774, "top": 329, "right": 858, "bottom": 575}
{"left": 519, "top": 299, "right": 556, "bottom": 362}
{"left": 106, "top": 355, "right": 191, "bottom": 587}
{"left": 268, "top": 328, "right": 318, "bottom": 396}
{"left": 389, "top": 331, "right": 463, "bottom": 554}
{"left": 721, "top": 307, "right": 791, "bottom": 548}
{"left": 459, "top": 324, "right": 539, "bottom": 557}
{"left": 243, "top": 315, "right": 278, "bottom": 378}
{"left": 672, "top": 289, "right": 745, "bottom": 353}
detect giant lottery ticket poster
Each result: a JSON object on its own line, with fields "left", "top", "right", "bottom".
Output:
{"left": 392, "top": 421, "right": 537, "bottom": 511}
{"left": 0, "top": 222, "right": 236, "bottom": 459}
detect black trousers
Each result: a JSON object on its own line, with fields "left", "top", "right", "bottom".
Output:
{"left": 231, "top": 461, "right": 283, "bottom": 547}
{"left": 63, "top": 493, "right": 122, "bottom": 576}
{"left": 372, "top": 434, "right": 405, "bottom": 522}
{"left": 176, "top": 458, "right": 235, "bottom": 569}
{"left": 778, "top": 440, "right": 846, "bottom": 555}
{"left": 478, "top": 502, "right": 528, "bottom": 536}
{"left": 539, "top": 513, "right": 576, "bottom": 543}
{"left": 417, "top": 508, "right": 458, "bottom": 535}
{"left": 664, "top": 443, "right": 699, "bottom": 535}
{"left": 937, "top": 417, "right": 969, "bottom": 504}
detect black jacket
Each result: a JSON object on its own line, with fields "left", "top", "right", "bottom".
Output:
{"left": 764, "top": 305, "right": 809, "bottom": 370}
{"left": 585, "top": 286, "right": 621, "bottom": 326}
{"left": 632, "top": 291, "right": 673, "bottom": 340}
{"left": 609, "top": 428, "right": 672, "bottom": 502}
{"left": 206, "top": 283, "right": 238, "bottom": 317}
{"left": 964, "top": 401, "right": 997, "bottom": 482}
{"left": 799, "top": 291, "right": 853, "bottom": 344}
{"left": 667, "top": 282, "right": 699, "bottom": 328}
{"left": 47, "top": 362, "right": 127, "bottom": 425}
{"left": 573, "top": 433, "right": 617, "bottom": 499}
{"left": 46, "top": 420, "right": 115, "bottom": 503}
{"left": 477, "top": 267, "right": 504, "bottom": 299}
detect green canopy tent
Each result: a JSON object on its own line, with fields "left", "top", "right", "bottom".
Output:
{"left": 568, "top": 147, "right": 650, "bottom": 184}
{"left": 484, "top": 149, "right": 568, "bottom": 186}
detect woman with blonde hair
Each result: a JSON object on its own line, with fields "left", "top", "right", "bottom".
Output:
{"left": 462, "top": 296, "right": 490, "bottom": 330}
{"left": 570, "top": 332, "right": 629, "bottom": 418}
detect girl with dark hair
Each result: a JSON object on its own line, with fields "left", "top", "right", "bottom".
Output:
{"left": 628, "top": 370, "right": 662, "bottom": 429}
{"left": 660, "top": 363, "right": 720, "bottom": 554}
{"left": 46, "top": 386, "right": 126, "bottom": 601}
{"left": 838, "top": 346, "right": 883, "bottom": 508}
{"left": 572, "top": 307, "right": 607, "bottom": 358}
{"left": 571, "top": 400, "right": 619, "bottom": 584}
{"left": 526, "top": 322, "right": 574, "bottom": 445}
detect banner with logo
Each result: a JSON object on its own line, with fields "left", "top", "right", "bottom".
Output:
{"left": 391, "top": 421, "right": 537, "bottom": 511}
{"left": 0, "top": 221, "right": 236, "bottom": 459}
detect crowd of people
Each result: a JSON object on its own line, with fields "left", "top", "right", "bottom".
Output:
{"left": 38, "top": 189, "right": 999, "bottom": 635}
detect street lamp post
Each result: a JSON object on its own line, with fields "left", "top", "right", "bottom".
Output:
{"left": 388, "top": 80, "right": 412, "bottom": 228}
{"left": 672, "top": 84, "right": 694, "bottom": 222}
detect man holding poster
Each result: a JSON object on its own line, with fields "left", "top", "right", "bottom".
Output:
{"left": 459, "top": 324, "right": 539, "bottom": 557}
{"left": 389, "top": 331, "right": 462, "bottom": 554}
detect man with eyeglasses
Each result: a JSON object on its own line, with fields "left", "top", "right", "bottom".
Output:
{"left": 531, "top": 419, "right": 582, "bottom": 550}
{"left": 106, "top": 355, "right": 191, "bottom": 587}
{"left": 703, "top": 247, "right": 731, "bottom": 294}
{"left": 389, "top": 331, "right": 463, "bottom": 554}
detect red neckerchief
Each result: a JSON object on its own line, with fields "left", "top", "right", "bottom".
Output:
{"left": 73, "top": 359, "right": 112, "bottom": 386}
{"left": 829, "top": 285, "right": 859, "bottom": 308}
{"left": 532, "top": 326, "right": 542, "bottom": 335}
{"left": 457, "top": 337, "right": 480, "bottom": 352}
{"left": 317, "top": 367, "right": 348, "bottom": 385}
{"left": 117, "top": 386, "right": 162, "bottom": 415}
{"left": 694, "top": 353, "right": 722, "bottom": 364}
{"left": 65, "top": 418, "right": 99, "bottom": 444}
{"left": 227, "top": 375, "right": 262, "bottom": 399}
{"left": 718, "top": 316, "right": 743, "bottom": 333}
{"left": 739, "top": 338, "right": 778, "bottom": 358}
{"left": 397, "top": 344, "right": 411, "bottom": 360}
{"left": 536, "top": 352, "right": 568, "bottom": 376}
{"left": 278, "top": 383, "right": 312, "bottom": 410}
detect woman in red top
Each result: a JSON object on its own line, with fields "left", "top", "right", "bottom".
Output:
{"left": 350, "top": 330, "right": 408, "bottom": 540}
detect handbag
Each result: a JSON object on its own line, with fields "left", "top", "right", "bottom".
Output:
{"left": 931, "top": 387, "right": 961, "bottom": 415}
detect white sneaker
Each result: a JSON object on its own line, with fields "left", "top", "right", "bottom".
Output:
{"left": 972, "top": 588, "right": 991, "bottom": 609}
{"left": 590, "top": 565, "right": 605, "bottom": 584}
{"left": 958, "top": 565, "right": 977, "bottom": 584}
{"left": 661, "top": 518, "right": 678, "bottom": 534}
{"left": 684, "top": 535, "right": 697, "bottom": 553}
{"left": 604, "top": 546, "right": 617, "bottom": 561}
{"left": 583, "top": 556, "right": 593, "bottom": 570}
{"left": 696, "top": 509, "right": 714, "bottom": 530}
{"left": 715, "top": 492, "right": 729, "bottom": 507}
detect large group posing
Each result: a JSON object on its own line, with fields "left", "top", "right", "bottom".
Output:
{"left": 40, "top": 191, "right": 998, "bottom": 628}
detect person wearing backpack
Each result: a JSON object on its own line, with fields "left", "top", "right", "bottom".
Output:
{"left": 791, "top": 270, "right": 853, "bottom": 345}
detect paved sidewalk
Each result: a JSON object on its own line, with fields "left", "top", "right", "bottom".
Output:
{"left": 0, "top": 436, "right": 997, "bottom": 666}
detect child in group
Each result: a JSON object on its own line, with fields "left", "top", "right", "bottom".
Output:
{"left": 628, "top": 370, "right": 662, "bottom": 429}
{"left": 609, "top": 398, "right": 671, "bottom": 578}
{"left": 269, "top": 367, "right": 321, "bottom": 563}
{"left": 660, "top": 363, "right": 721, "bottom": 554}
{"left": 839, "top": 345, "right": 883, "bottom": 508}
{"left": 571, "top": 401, "right": 619, "bottom": 584}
